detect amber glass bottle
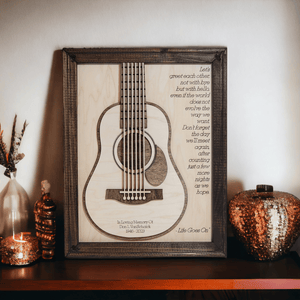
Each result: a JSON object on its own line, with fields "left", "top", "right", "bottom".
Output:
{"left": 34, "top": 180, "right": 56, "bottom": 260}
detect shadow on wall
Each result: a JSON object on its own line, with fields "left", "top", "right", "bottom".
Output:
{"left": 227, "top": 179, "right": 244, "bottom": 201}
{"left": 291, "top": 186, "right": 300, "bottom": 254}
{"left": 227, "top": 179, "right": 244, "bottom": 237}
{"left": 31, "top": 50, "right": 64, "bottom": 257}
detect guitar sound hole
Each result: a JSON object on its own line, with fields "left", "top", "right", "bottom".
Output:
{"left": 116, "top": 132, "right": 152, "bottom": 174}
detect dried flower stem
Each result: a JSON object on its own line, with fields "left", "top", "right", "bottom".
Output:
{"left": 0, "top": 115, "right": 27, "bottom": 177}
{"left": 0, "top": 126, "right": 8, "bottom": 167}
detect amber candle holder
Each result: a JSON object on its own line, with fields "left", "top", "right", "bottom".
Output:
{"left": 1, "top": 232, "right": 40, "bottom": 266}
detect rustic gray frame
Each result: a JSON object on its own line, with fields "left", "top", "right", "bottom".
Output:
{"left": 63, "top": 47, "right": 227, "bottom": 259}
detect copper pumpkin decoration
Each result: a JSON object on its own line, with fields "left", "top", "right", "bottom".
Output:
{"left": 229, "top": 185, "right": 300, "bottom": 260}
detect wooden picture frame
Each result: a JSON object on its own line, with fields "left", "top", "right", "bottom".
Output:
{"left": 63, "top": 47, "right": 227, "bottom": 258}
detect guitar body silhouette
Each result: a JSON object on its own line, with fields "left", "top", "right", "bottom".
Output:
{"left": 83, "top": 63, "right": 187, "bottom": 240}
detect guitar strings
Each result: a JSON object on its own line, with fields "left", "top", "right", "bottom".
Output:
{"left": 122, "top": 63, "right": 126, "bottom": 199}
{"left": 127, "top": 63, "right": 131, "bottom": 199}
{"left": 139, "top": 62, "right": 143, "bottom": 200}
{"left": 134, "top": 63, "right": 138, "bottom": 199}
{"left": 142, "top": 63, "right": 146, "bottom": 200}
{"left": 138, "top": 62, "right": 142, "bottom": 200}
{"left": 131, "top": 63, "right": 134, "bottom": 199}
{"left": 121, "top": 62, "right": 147, "bottom": 201}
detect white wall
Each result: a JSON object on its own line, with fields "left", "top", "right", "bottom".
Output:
{"left": 0, "top": 0, "right": 300, "bottom": 248}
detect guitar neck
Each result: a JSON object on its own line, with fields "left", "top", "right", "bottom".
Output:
{"left": 120, "top": 62, "right": 147, "bottom": 129}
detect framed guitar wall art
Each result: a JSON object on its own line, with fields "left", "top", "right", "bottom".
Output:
{"left": 63, "top": 47, "right": 227, "bottom": 258}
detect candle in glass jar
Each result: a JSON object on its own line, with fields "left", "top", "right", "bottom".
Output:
{"left": 1, "top": 232, "right": 40, "bottom": 265}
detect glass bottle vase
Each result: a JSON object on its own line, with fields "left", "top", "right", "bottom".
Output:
{"left": 0, "top": 172, "right": 40, "bottom": 265}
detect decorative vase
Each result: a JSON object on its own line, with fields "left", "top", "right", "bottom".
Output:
{"left": 0, "top": 171, "right": 40, "bottom": 265}
{"left": 228, "top": 185, "right": 300, "bottom": 261}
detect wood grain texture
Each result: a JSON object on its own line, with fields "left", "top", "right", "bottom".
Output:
{"left": 2, "top": 279, "right": 300, "bottom": 291}
{"left": 63, "top": 47, "right": 227, "bottom": 258}
{"left": 1, "top": 244, "right": 300, "bottom": 290}
{"left": 63, "top": 47, "right": 224, "bottom": 64}
{"left": 145, "top": 145, "right": 168, "bottom": 186}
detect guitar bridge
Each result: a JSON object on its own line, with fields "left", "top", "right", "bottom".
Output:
{"left": 105, "top": 189, "right": 163, "bottom": 204}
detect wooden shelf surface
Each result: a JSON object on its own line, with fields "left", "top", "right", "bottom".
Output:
{"left": 1, "top": 251, "right": 300, "bottom": 291}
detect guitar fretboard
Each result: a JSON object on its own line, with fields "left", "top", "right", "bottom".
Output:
{"left": 120, "top": 63, "right": 147, "bottom": 129}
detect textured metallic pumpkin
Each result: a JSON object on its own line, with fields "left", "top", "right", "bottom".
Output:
{"left": 229, "top": 185, "right": 300, "bottom": 260}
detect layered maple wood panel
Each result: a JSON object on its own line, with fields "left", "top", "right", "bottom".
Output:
{"left": 77, "top": 63, "right": 212, "bottom": 243}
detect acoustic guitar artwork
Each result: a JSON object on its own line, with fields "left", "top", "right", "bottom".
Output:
{"left": 83, "top": 63, "right": 187, "bottom": 240}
